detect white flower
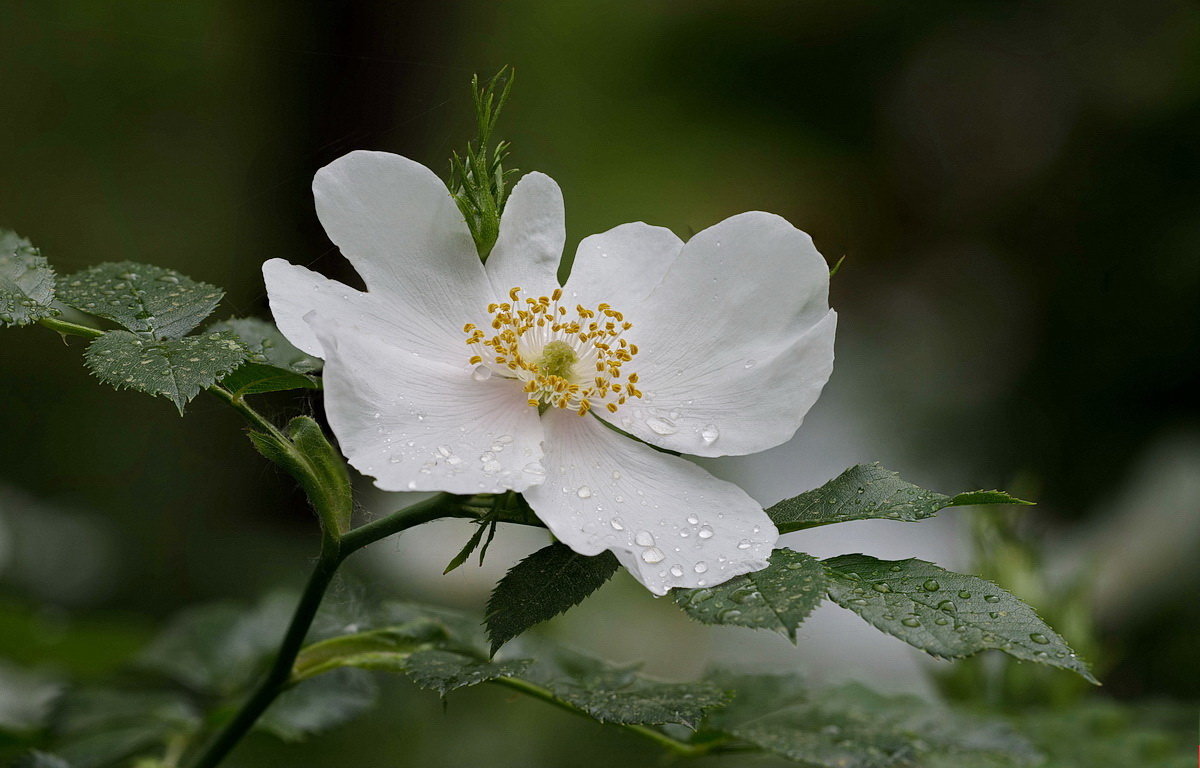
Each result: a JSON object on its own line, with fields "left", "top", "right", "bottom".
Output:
{"left": 263, "top": 151, "right": 837, "bottom": 595}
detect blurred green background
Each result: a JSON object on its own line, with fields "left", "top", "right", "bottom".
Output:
{"left": 1, "top": 0, "right": 1197, "bottom": 765}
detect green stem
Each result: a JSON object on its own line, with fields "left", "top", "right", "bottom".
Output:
{"left": 186, "top": 493, "right": 459, "bottom": 768}
{"left": 38, "top": 315, "right": 104, "bottom": 339}
{"left": 489, "top": 677, "right": 727, "bottom": 757}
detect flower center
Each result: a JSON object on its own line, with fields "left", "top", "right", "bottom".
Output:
{"left": 463, "top": 286, "right": 643, "bottom": 415}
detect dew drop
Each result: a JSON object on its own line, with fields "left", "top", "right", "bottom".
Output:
{"left": 957, "top": 590, "right": 972, "bottom": 599}
{"left": 669, "top": 565, "right": 684, "bottom": 578}
{"left": 736, "top": 539, "right": 752, "bottom": 550}
{"left": 900, "top": 617, "right": 921, "bottom": 627}
{"left": 641, "top": 547, "right": 665, "bottom": 564}
{"left": 871, "top": 582, "right": 892, "bottom": 593}
{"left": 610, "top": 517, "right": 625, "bottom": 531}
{"left": 922, "top": 579, "right": 940, "bottom": 592}
{"left": 687, "top": 514, "right": 699, "bottom": 525}
{"left": 983, "top": 594, "right": 1000, "bottom": 603}
{"left": 471, "top": 364, "right": 493, "bottom": 382}
{"left": 694, "top": 562, "right": 708, "bottom": 574}
{"left": 647, "top": 417, "right": 677, "bottom": 435}
{"left": 576, "top": 485, "right": 593, "bottom": 498}
{"left": 700, "top": 424, "right": 720, "bottom": 445}
{"left": 1029, "top": 632, "right": 1050, "bottom": 645}
{"left": 635, "top": 531, "right": 655, "bottom": 547}
{"left": 698, "top": 525, "right": 715, "bottom": 539}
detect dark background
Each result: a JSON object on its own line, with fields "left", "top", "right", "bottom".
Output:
{"left": 1, "top": 1, "right": 1197, "bottom": 765}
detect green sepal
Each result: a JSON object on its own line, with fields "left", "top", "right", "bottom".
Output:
{"left": 248, "top": 417, "right": 353, "bottom": 537}
{"left": 0, "top": 230, "right": 56, "bottom": 327}
{"left": 219, "top": 362, "right": 319, "bottom": 397}
{"left": 767, "top": 463, "right": 1031, "bottom": 533}
{"left": 672, "top": 549, "right": 826, "bottom": 641}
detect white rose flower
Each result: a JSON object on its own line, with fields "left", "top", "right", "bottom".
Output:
{"left": 264, "top": 151, "right": 836, "bottom": 595}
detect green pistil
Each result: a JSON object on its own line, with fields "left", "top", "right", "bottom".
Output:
{"left": 536, "top": 340, "right": 577, "bottom": 380}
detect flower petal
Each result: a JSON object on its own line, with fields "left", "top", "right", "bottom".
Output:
{"left": 524, "top": 409, "right": 777, "bottom": 595}
{"left": 263, "top": 258, "right": 393, "bottom": 359}
{"left": 562, "top": 222, "right": 683, "bottom": 309}
{"left": 485, "top": 172, "right": 565, "bottom": 298}
{"left": 312, "top": 150, "right": 493, "bottom": 362}
{"left": 600, "top": 212, "right": 836, "bottom": 457}
{"left": 309, "top": 315, "right": 545, "bottom": 494}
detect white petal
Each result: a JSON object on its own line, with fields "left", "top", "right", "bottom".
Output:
{"left": 562, "top": 222, "right": 683, "bottom": 309}
{"left": 312, "top": 151, "right": 493, "bottom": 362}
{"left": 601, "top": 212, "right": 836, "bottom": 457}
{"left": 524, "top": 409, "right": 777, "bottom": 596}
{"left": 310, "top": 316, "right": 545, "bottom": 494}
{"left": 485, "top": 172, "right": 565, "bottom": 298}
{"left": 263, "top": 258, "right": 397, "bottom": 359}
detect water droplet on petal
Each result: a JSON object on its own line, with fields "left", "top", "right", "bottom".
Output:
{"left": 743, "top": 359, "right": 756, "bottom": 369}
{"left": 694, "top": 562, "right": 708, "bottom": 573}
{"left": 471, "top": 364, "right": 493, "bottom": 381}
{"left": 698, "top": 525, "right": 715, "bottom": 539}
{"left": 736, "top": 539, "right": 752, "bottom": 550}
{"left": 635, "top": 530, "right": 655, "bottom": 547}
{"left": 700, "top": 424, "right": 720, "bottom": 445}
{"left": 647, "top": 417, "right": 677, "bottom": 435}
{"left": 641, "top": 547, "right": 665, "bottom": 564}
{"left": 576, "top": 485, "right": 592, "bottom": 498}
{"left": 669, "top": 565, "right": 684, "bottom": 577}
{"left": 686, "top": 515, "right": 699, "bottom": 525}
{"left": 610, "top": 517, "right": 625, "bottom": 531}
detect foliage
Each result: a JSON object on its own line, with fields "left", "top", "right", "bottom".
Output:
{"left": 0, "top": 231, "right": 55, "bottom": 327}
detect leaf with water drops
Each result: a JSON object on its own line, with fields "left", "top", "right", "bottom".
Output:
{"left": 58, "top": 261, "right": 224, "bottom": 339}
{"left": 767, "top": 463, "right": 1031, "bottom": 533}
{"left": 485, "top": 543, "right": 619, "bottom": 653}
{"left": 823, "top": 554, "right": 1097, "bottom": 683}
{"left": 208, "top": 317, "right": 322, "bottom": 396}
{"left": 672, "top": 549, "right": 825, "bottom": 640}
{"left": 84, "top": 330, "right": 248, "bottom": 414}
{"left": 402, "top": 649, "right": 531, "bottom": 697}
{"left": 553, "top": 680, "right": 730, "bottom": 729}
{"left": 0, "top": 230, "right": 56, "bottom": 327}
{"left": 704, "top": 674, "right": 1040, "bottom": 768}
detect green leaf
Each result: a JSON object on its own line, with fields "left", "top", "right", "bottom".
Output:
{"left": 485, "top": 543, "right": 618, "bottom": 653}
{"left": 50, "top": 689, "right": 198, "bottom": 768}
{"left": 83, "top": 330, "right": 248, "bottom": 413}
{"left": 554, "top": 681, "right": 729, "bottom": 729}
{"left": 705, "top": 675, "right": 1040, "bottom": 768}
{"left": 58, "top": 262, "right": 224, "bottom": 339}
{"left": 823, "top": 554, "right": 1097, "bottom": 683}
{"left": 767, "top": 463, "right": 1031, "bottom": 533}
{"left": 248, "top": 417, "right": 353, "bottom": 536}
{"left": 217, "top": 362, "right": 319, "bottom": 397}
{"left": 135, "top": 594, "right": 293, "bottom": 696}
{"left": 292, "top": 624, "right": 448, "bottom": 682}
{"left": 0, "top": 661, "right": 60, "bottom": 735}
{"left": 207, "top": 317, "right": 321, "bottom": 372}
{"left": 672, "top": 549, "right": 825, "bottom": 640}
{"left": 402, "top": 649, "right": 531, "bottom": 697}
{"left": 258, "top": 670, "right": 377, "bottom": 742}
{"left": 0, "top": 231, "right": 56, "bottom": 327}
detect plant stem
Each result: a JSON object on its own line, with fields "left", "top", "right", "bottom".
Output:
{"left": 186, "top": 493, "right": 459, "bottom": 768}
{"left": 39, "top": 315, "right": 104, "bottom": 339}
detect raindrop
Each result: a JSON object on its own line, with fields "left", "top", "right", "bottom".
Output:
{"left": 694, "top": 562, "right": 708, "bottom": 574}
{"left": 687, "top": 515, "right": 699, "bottom": 525}
{"left": 471, "top": 364, "right": 493, "bottom": 381}
{"left": 646, "top": 417, "right": 677, "bottom": 435}
{"left": 634, "top": 531, "right": 655, "bottom": 547}
{"left": 700, "top": 424, "right": 719, "bottom": 445}
{"left": 1029, "top": 633, "right": 1051, "bottom": 645}
{"left": 641, "top": 547, "right": 665, "bottom": 564}
{"left": 872, "top": 582, "right": 892, "bottom": 593}
{"left": 736, "top": 539, "right": 752, "bottom": 550}
{"left": 698, "top": 525, "right": 715, "bottom": 539}
{"left": 900, "top": 617, "right": 921, "bottom": 627}
{"left": 983, "top": 594, "right": 1000, "bottom": 603}
{"left": 743, "top": 360, "right": 756, "bottom": 369}
{"left": 922, "top": 579, "right": 940, "bottom": 592}
{"left": 957, "top": 590, "right": 972, "bottom": 599}
{"left": 610, "top": 517, "right": 625, "bottom": 530}
{"left": 716, "top": 608, "right": 742, "bottom": 621}
{"left": 576, "top": 485, "right": 593, "bottom": 499}
{"left": 669, "top": 565, "right": 684, "bottom": 578}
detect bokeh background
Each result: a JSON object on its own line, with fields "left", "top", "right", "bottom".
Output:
{"left": 1, "top": 0, "right": 1197, "bottom": 765}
